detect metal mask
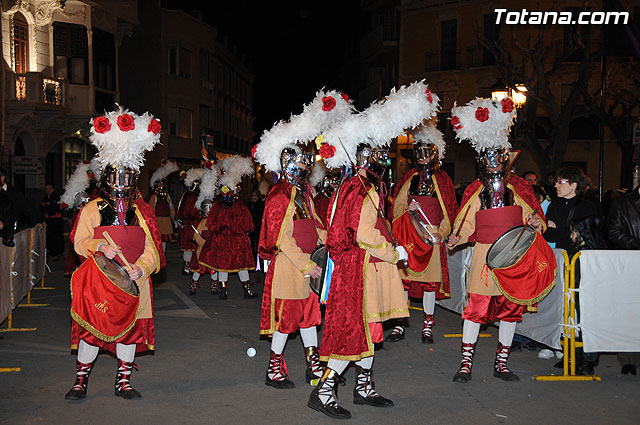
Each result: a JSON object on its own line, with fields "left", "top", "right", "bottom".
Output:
{"left": 477, "top": 148, "right": 510, "bottom": 179}
{"left": 356, "top": 144, "right": 390, "bottom": 179}
{"left": 100, "top": 165, "right": 139, "bottom": 205}
{"left": 414, "top": 143, "right": 440, "bottom": 174}
{"left": 73, "top": 191, "right": 90, "bottom": 209}
{"left": 200, "top": 199, "right": 213, "bottom": 217}
{"left": 153, "top": 179, "right": 167, "bottom": 195}
{"left": 189, "top": 179, "right": 201, "bottom": 192}
{"left": 322, "top": 174, "right": 341, "bottom": 197}
{"left": 281, "top": 148, "right": 314, "bottom": 190}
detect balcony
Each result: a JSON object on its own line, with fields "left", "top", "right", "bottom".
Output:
{"left": 8, "top": 72, "right": 67, "bottom": 108}
{"left": 360, "top": 24, "right": 398, "bottom": 59}
{"left": 466, "top": 46, "right": 496, "bottom": 68}
{"left": 424, "top": 50, "right": 461, "bottom": 72}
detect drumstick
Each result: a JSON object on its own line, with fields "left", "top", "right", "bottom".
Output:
{"left": 511, "top": 209, "right": 538, "bottom": 250}
{"left": 102, "top": 230, "right": 133, "bottom": 270}
{"left": 191, "top": 224, "right": 203, "bottom": 238}
{"left": 454, "top": 204, "right": 471, "bottom": 237}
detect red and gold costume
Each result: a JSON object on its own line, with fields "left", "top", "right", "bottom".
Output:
{"left": 313, "top": 191, "right": 331, "bottom": 226}
{"left": 189, "top": 218, "right": 209, "bottom": 274}
{"left": 199, "top": 199, "right": 254, "bottom": 273}
{"left": 259, "top": 179, "right": 326, "bottom": 334}
{"left": 319, "top": 176, "right": 408, "bottom": 361}
{"left": 69, "top": 196, "right": 165, "bottom": 354}
{"left": 392, "top": 168, "right": 457, "bottom": 299}
{"left": 177, "top": 190, "right": 200, "bottom": 251}
{"left": 148, "top": 192, "right": 175, "bottom": 243}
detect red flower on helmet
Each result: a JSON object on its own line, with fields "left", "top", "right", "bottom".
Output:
{"left": 82, "top": 160, "right": 90, "bottom": 164}
{"left": 475, "top": 107, "right": 489, "bottom": 122}
{"left": 60, "top": 202, "right": 69, "bottom": 209}
{"left": 251, "top": 145, "right": 258, "bottom": 159}
{"left": 117, "top": 114, "right": 135, "bottom": 131}
{"left": 204, "top": 160, "right": 215, "bottom": 169}
{"left": 93, "top": 116, "right": 111, "bottom": 134}
{"left": 319, "top": 143, "right": 336, "bottom": 159}
{"left": 147, "top": 118, "right": 161, "bottom": 134}
{"left": 87, "top": 172, "right": 95, "bottom": 180}
{"left": 341, "top": 93, "right": 349, "bottom": 102}
{"left": 322, "top": 96, "right": 336, "bottom": 111}
{"left": 501, "top": 98, "right": 515, "bottom": 113}
{"left": 425, "top": 88, "right": 433, "bottom": 103}
{"left": 451, "top": 116, "right": 462, "bottom": 130}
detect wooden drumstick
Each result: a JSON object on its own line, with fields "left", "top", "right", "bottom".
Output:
{"left": 102, "top": 230, "right": 132, "bottom": 270}
{"left": 454, "top": 204, "right": 471, "bottom": 238}
{"left": 511, "top": 209, "right": 538, "bottom": 250}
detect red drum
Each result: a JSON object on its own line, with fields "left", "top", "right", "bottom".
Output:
{"left": 70, "top": 253, "right": 140, "bottom": 342}
{"left": 486, "top": 225, "right": 557, "bottom": 305}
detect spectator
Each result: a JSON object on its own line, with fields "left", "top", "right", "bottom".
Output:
{"left": 246, "top": 188, "right": 264, "bottom": 258}
{"left": 521, "top": 170, "right": 538, "bottom": 186}
{"left": 544, "top": 166, "right": 602, "bottom": 375}
{"left": 605, "top": 185, "right": 640, "bottom": 375}
{"left": 1, "top": 167, "right": 38, "bottom": 246}
{"left": 0, "top": 181, "right": 16, "bottom": 247}
{"left": 40, "top": 184, "right": 64, "bottom": 258}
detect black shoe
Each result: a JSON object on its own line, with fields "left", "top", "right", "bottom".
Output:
{"left": 3, "top": 239, "right": 16, "bottom": 247}
{"left": 243, "top": 285, "right": 259, "bottom": 299}
{"left": 577, "top": 362, "right": 595, "bottom": 376}
{"left": 189, "top": 281, "right": 197, "bottom": 296}
{"left": 493, "top": 369, "right": 520, "bottom": 381}
{"left": 421, "top": 334, "right": 434, "bottom": 344}
{"left": 523, "top": 341, "right": 538, "bottom": 351}
{"left": 265, "top": 372, "right": 295, "bottom": 389}
{"left": 211, "top": 282, "right": 220, "bottom": 294}
{"left": 308, "top": 382, "right": 351, "bottom": 419}
{"left": 452, "top": 371, "right": 471, "bottom": 383}
{"left": 385, "top": 326, "right": 405, "bottom": 342}
{"left": 353, "top": 391, "right": 394, "bottom": 407}
{"left": 621, "top": 364, "right": 637, "bottom": 375}
{"left": 219, "top": 287, "right": 228, "bottom": 300}
{"left": 114, "top": 387, "right": 142, "bottom": 399}
{"left": 64, "top": 387, "right": 86, "bottom": 400}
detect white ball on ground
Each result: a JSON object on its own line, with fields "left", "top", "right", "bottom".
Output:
{"left": 247, "top": 347, "right": 256, "bottom": 357}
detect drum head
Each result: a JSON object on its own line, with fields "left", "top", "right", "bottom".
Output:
{"left": 94, "top": 253, "right": 139, "bottom": 296}
{"left": 486, "top": 226, "right": 537, "bottom": 269}
{"left": 309, "top": 245, "right": 327, "bottom": 295}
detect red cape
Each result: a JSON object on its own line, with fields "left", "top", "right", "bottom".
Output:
{"left": 319, "top": 175, "right": 375, "bottom": 360}
{"left": 176, "top": 190, "right": 200, "bottom": 251}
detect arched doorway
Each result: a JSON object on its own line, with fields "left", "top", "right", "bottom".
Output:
{"left": 45, "top": 137, "right": 96, "bottom": 192}
{"left": 13, "top": 13, "right": 29, "bottom": 73}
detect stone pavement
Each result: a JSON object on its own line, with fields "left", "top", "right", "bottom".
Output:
{"left": 1, "top": 243, "right": 638, "bottom": 424}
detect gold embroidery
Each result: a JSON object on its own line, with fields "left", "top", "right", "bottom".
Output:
{"left": 405, "top": 242, "right": 414, "bottom": 252}
{"left": 94, "top": 300, "right": 109, "bottom": 313}
{"left": 537, "top": 260, "right": 549, "bottom": 273}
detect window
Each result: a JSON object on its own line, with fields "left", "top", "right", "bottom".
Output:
{"left": 483, "top": 13, "right": 500, "bottom": 66}
{"left": 13, "top": 13, "right": 29, "bottom": 73}
{"left": 53, "top": 22, "right": 88, "bottom": 85}
{"left": 200, "top": 50, "right": 215, "bottom": 90}
{"left": 200, "top": 104, "right": 212, "bottom": 132}
{"left": 93, "top": 28, "right": 115, "bottom": 91}
{"left": 168, "top": 107, "right": 192, "bottom": 139}
{"left": 168, "top": 46, "right": 192, "bottom": 78}
{"left": 440, "top": 19, "right": 457, "bottom": 70}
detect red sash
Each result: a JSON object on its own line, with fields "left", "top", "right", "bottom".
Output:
{"left": 411, "top": 196, "right": 443, "bottom": 225}
{"left": 475, "top": 206, "right": 522, "bottom": 244}
{"left": 94, "top": 226, "right": 145, "bottom": 266}
{"left": 292, "top": 218, "right": 318, "bottom": 254}
{"left": 70, "top": 254, "right": 140, "bottom": 342}
{"left": 393, "top": 212, "right": 434, "bottom": 272}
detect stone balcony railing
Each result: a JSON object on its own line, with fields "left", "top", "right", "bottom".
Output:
{"left": 7, "top": 72, "right": 67, "bottom": 107}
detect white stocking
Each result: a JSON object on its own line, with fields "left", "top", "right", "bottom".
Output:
{"left": 499, "top": 320, "right": 517, "bottom": 347}
{"left": 77, "top": 340, "right": 99, "bottom": 364}
{"left": 116, "top": 343, "right": 136, "bottom": 363}
{"left": 162, "top": 241, "right": 167, "bottom": 252}
{"left": 404, "top": 289, "right": 409, "bottom": 303}
{"left": 299, "top": 326, "right": 317, "bottom": 348}
{"left": 270, "top": 331, "right": 288, "bottom": 355}
{"left": 218, "top": 271, "right": 229, "bottom": 282}
{"left": 423, "top": 291, "right": 436, "bottom": 315}
{"left": 183, "top": 251, "right": 193, "bottom": 262}
{"left": 192, "top": 272, "right": 201, "bottom": 281}
{"left": 238, "top": 270, "right": 249, "bottom": 282}
{"left": 327, "top": 359, "right": 349, "bottom": 375}
{"left": 355, "top": 356, "right": 374, "bottom": 370}
{"left": 462, "top": 319, "right": 481, "bottom": 344}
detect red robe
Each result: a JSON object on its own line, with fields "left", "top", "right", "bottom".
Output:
{"left": 313, "top": 192, "right": 331, "bottom": 226}
{"left": 199, "top": 200, "right": 254, "bottom": 272}
{"left": 391, "top": 168, "right": 458, "bottom": 299}
{"left": 176, "top": 190, "right": 200, "bottom": 251}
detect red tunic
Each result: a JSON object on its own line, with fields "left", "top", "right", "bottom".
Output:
{"left": 177, "top": 190, "right": 200, "bottom": 251}
{"left": 313, "top": 192, "right": 331, "bottom": 226}
{"left": 198, "top": 200, "right": 254, "bottom": 272}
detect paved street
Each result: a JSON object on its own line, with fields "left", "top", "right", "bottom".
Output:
{"left": 1, "top": 243, "right": 638, "bottom": 424}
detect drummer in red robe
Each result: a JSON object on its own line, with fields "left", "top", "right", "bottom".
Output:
{"left": 147, "top": 159, "right": 179, "bottom": 254}
{"left": 176, "top": 168, "right": 204, "bottom": 275}
{"left": 64, "top": 107, "right": 165, "bottom": 400}
{"left": 447, "top": 98, "right": 546, "bottom": 383}
{"left": 388, "top": 120, "right": 457, "bottom": 344}
{"left": 309, "top": 160, "right": 339, "bottom": 225}
{"left": 254, "top": 90, "right": 353, "bottom": 391}
{"left": 198, "top": 156, "right": 257, "bottom": 299}
{"left": 309, "top": 81, "right": 435, "bottom": 419}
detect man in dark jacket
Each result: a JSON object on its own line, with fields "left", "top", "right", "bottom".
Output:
{"left": 606, "top": 187, "right": 640, "bottom": 375}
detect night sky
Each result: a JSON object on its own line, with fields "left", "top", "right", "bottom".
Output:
{"left": 165, "top": 0, "right": 364, "bottom": 138}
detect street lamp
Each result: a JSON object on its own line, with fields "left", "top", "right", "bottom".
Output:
{"left": 491, "top": 80, "right": 528, "bottom": 109}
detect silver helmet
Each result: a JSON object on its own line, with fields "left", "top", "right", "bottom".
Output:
{"left": 281, "top": 147, "right": 314, "bottom": 190}
{"left": 414, "top": 142, "right": 440, "bottom": 174}
{"left": 322, "top": 172, "right": 341, "bottom": 197}
{"left": 100, "top": 164, "right": 139, "bottom": 206}
{"left": 356, "top": 144, "right": 390, "bottom": 179}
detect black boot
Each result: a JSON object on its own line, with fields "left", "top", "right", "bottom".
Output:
{"left": 422, "top": 314, "right": 434, "bottom": 344}
{"left": 493, "top": 344, "right": 520, "bottom": 381}
{"left": 265, "top": 351, "right": 295, "bottom": 389}
{"left": 210, "top": 279, "right": 220, "bottom": 294}
{"left": 243, "top": 281, "right": 258, "bottom": 299}
{"left": 64, "top": 361, "right": 94, "bottom": 400}
{"left": 385, "top": 320, "right": 405, "bottom": 342}
{"left": 219, "top": 282, "right": 228, "bottom": 300}
{"left": 308, "top": 368, "right": 351, "bottom": 419}
{"left": 189, "top": 280, "right": 197, "bottom": 296}
{"left": 182, "top": 261, "right": 191, "bottom": 275}
{"left": 305, "top": 346, "right": 323, "bottom": 385}
{"left": 353, "top": 365, "right": 393, "bottom": 407}
{"left": 453, "top": 342, "right": 475, "bottom": 383}
{"left": 114, "top": 360, "right": 142, "bottom": 399}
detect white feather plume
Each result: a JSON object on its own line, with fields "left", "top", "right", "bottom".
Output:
{"left": 323, "top": 80, "right": 440, "bottom": 168}
{"left": 89, "top": 155, "right": 102, "bottom": 182}
{"left": 309, "top": 160, "right": 328, "bottom": 187}
{"left": 412, "top": 120, "right": 447, "bottom": 157}
{"left": 196, "top": 165, "right": 220, "bottom": 210}
{"left": 218, "top": 156, "right": 255, "bottom": 190}
{"left": 255, "top": 89, "right": 354, "bottom": 172}
{"left": 451, "top": 97, "right": 517, "bottom": 152}
{"left": 149, "top": 159, "right": 179, "bottom": 188}
{"left": 183, "top": 167, "right": 205, "bottom": 187}
{"left": 89, "top": 105, "right": 162, "bottom": 171}
{"left": 60, "top": 161, "right": 92, "bottom": 209}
